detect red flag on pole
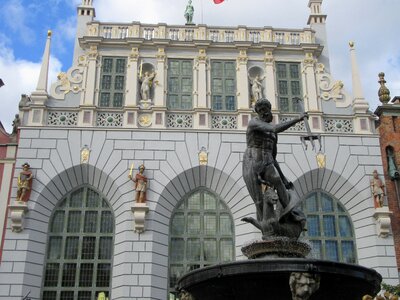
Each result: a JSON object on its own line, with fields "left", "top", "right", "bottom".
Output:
{"left": 213, "top": 0, "right": 224, "bottom": 3}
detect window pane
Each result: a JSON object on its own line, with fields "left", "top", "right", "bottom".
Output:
{"left": 220, "top": 214, "right": 232, "bottom": 235}
{"left": 225, "top": 79, "right": 235, "bottom": 93}
{"left": 188, "top": 193, "right": 200, "bottom": 210}
{"left": 212, "top": 79, "right": 223, "bottom": 93}
{"left": 310, "top": 240, "right": 322, "bottom": 259}
{"left": 62, "top": 263, "right": 76, "bottom": 287}
{"left": 99, "top": 237, "right": 113, "bottom": 259}
{"left": 44, "top": 263, "right": 59, "bottom": 287}
{"left": 86, "top": 189, "right": 99, "bottom": 207}
{"left": 65, "top": 237, "right": 79, "bottom": 259}
{"left": 101, "top": 211, "right": 113, "bottom": 233}
{"left": 67, "top": 211, "right": 81, "bottom": 233}
{"left": 220, "top": 239, "right": 233, "bottom": 261}
{"left": 170, "top": 61, "right": 180, "bottom": 75}
{"left": 305, "top": 195, "right": 318, "bottom": 212}
{"left": 60, "top": 291, "right": 74, "bottom": 300}
{"left": 181, "top": 61, "right": 192, "bottom": 76}
{"left": 226, "top": 96, "right": 235, "bottom": 110}
{"left": 204, "top": 239, "right": 217, "bottom": 262}
{"left": 204, "top": 214, "right": 216, "bottom": 235}
{"left": 341, "top": 241, "right": 356, "bottom": 263}
{"left": 51, "top": 211, "right": 65, "bottom": 232}
{"left": 181, "top": 95, "right": 192, "bottom": 109}
{"left": 307, "top": 215, "right": 320, "bottom": 236}
{"left": 102, "top": 58, "right": 113, "bottom": 73}
{"left": 48, "top": 237, "right": 62, "bottom": 259}
{"left": 79, "top": 263, "right": 94, "bottom": 287}
{"left": 113, "top": 93, "right": 123, "bottom": 107}
{"left": 322, "top": 194, "right": 334, "bottom": 212}
{"left": 171, "top": 238, "right": 184, "bottom": 262}
{"left": 169, "top": 265, "right": 184, "bottom": 288}
{"left": 96, "top": 264, "right": 111, "bottom": 287}
{"left": 70, "top": 189, "right": 83, "bottom": 207}
{"left": 101, "top": 75, "right": 112, "bottom": 90}
{"left": 43, "top": 291, "right": 57, "bottom": 300}
{"left": 114, "top": 75, "right": 124, "bottom": 90}
{"left": 187, "top": 214, "right": 200, "bottom": 234}
{"left": 280, "top": 98, "right": 289, "bottom": 112}
{"left": 181, "top": 78, "right": 192, "bottom": 93}
{"left": 204, "top": 193, "right": 216, "bottom": 210}
{"left": 100, "top": 93, "right": 110, "bottom": 107}
{"left": 323, "top": 215, "right": 336, "bottom": 237}
{"left": 78, "top": 291, "right": 92, "bottom": 300}
{"left": 187, "top": 239, "right": 201, "bottom": 260}
{"left": 339, "top": 216, "right": 352, "bottom": 237}
{"left": 290, "top": 64, "right": 299, "bottom": 78}
{"left": 212, "top": 96, "right": 223, "bottom": 110}
{"left": 224, "top": 62, "right": 235, "bottom": 77}
{"left": 171, "top": 213, "right": 184, "bottom": 235}
{"left": 277, "top": 64, "right": 286, "bottom": 78}
{"left": 325, "top": 241, "right": 338, "bottom": 261}
{"left": 212, "top": 62, "right": 223, "bottom": 77}
{"left": 278, "top": 81, "right": 288, "bottom": 94}
{"left": 82, "top": 237, "right": 96, "bottom": 259}
{"left": 115, "top": 59, "right": 126, "bottom": 73}
{"left": 84, "top": 211, "right": 98, "bottom": 233}
{"left": 291, "top": 81, "right": 300, "bottom": 95}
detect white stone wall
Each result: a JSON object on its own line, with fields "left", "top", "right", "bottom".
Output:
{"left": 0, "top": 128, "right": 397, "bottom": 299}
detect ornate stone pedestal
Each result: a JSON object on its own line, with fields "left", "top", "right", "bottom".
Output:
{"left": 241, "top": 237, "right": 311, "bottom": 259}
{"left": 139, "top": 99, "right": 152, "bottom": 109}
{"left": 131, "top": 203, "right": 149, "bottom": 233}
{"left": 8, "top": 201, "right": 29, "bottom": 233}
{"left": 373, "top": 207, "right": 393, "bottom": 238}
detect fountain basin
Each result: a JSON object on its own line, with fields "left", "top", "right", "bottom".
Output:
{"left": 177, "top": 258, "right": 381, "bottom": 300}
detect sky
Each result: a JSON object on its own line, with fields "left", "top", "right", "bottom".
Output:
{"left": 0, "top": 0, "right": 399, "bottom": 133}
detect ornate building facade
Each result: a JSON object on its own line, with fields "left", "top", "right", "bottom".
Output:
{"left": 0, "top": 0, "right": 398, "bottom": 299}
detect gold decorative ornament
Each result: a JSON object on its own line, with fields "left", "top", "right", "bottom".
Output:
{"left": 81, "top": 146, "right": 90, "bottom": 164}
{"left": 47, "top": 30, "right": 52, "bottom": 37}
{"left": 316, "top": 151, "right": 326, "bottom": 169}
{"left": 349, "top": 41, "right": 354, "bottom": 48}
{"left": 138, "top": 114, "right": 152, "bottom": 127}
{"left": 198, "top": 146, "right": 208, "bottom": 165}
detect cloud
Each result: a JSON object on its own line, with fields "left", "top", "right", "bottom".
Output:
{"left": 0, "top": 36, "right": 62, "bottom": 133}
{"left": 1, "top": 0, "right": 36, "bottom": 44}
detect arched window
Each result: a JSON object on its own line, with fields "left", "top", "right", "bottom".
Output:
{"left": 301, "top": 191, "right": 357, "bottom": 263}
{"left": 168, "top": 189, "right": 235, "bottom": 299}
{"left": 41, "top": 187, "right": 114, "bottom": 300}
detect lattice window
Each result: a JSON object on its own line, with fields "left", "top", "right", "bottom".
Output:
{"left": 168, "top": 189, "right": 235, "bottom": 300}
{"left": 99, "top": 57, "right": 126, "bottom": 108}
{"left": 211, "top": 115, "right": 237, "bottom": 129}
{"left": 167, "top": 59, "right": 193, "bottom": 110}
{"left": 276, "top": 62, "right": 303, "bottom": 113}
{"left": 279, "top": 116, "right": 305, "bottom": 132}
{"left": 96, "top": 112, "right": 123, "bottom": 127}
{"left": 324, "top": 119, "right": 354, "bottom": 133}
{"left": 301, "top": 191, "right": 357, "bottom": 263}
{"left": 211, "top": 61, "right": 236, "bottom": 111}
{"left": 48, "top": 112, "right": 78, "bottom": 126}
{"left": 167, "top": 113, "right": 193, "bottom": 128}
{"left": 41, "top": 187, "right": 114, "bottom": 299}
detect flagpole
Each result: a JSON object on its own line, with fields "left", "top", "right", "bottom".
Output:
{"left": 201, "top": 0, "right": 204, "bottom": 24}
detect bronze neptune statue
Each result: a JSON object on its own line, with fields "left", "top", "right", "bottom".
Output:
{"left": 242, "top": 98, "right": 307, "bottom": 240}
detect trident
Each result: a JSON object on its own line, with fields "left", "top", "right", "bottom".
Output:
{"left": 294, "top": 97, "right": 322, "bottom": 151}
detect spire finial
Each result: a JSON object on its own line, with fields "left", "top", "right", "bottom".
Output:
{"left": 349, "top": 42, "right": 369, "bottom": 113}
{"left": 35, "top": 30, "right": 52, "bottom": 93}
{"left": 378, "top": 72, "right": 391, "bottom": 104}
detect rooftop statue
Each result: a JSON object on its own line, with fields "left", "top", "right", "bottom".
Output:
{"left": 184, "top": 0, "right": 194, "bottom": 24}
{"left": 242, "top": 98, "right": 307, "bottom": 240}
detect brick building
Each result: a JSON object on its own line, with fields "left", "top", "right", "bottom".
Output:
{"left": 375, "top": 73, "right": 400, "bottom": 277}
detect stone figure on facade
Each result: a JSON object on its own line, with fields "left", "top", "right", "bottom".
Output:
{"left": 371, "top": 170, "right": 385, "bottom": 208}
{"left": 241, "top": 98, "right": 307, "bottom": 239}
{"left": 249, "top": 74, "right": 265, "bottom": 103}
{"left": 16, "top": 163, "right": 33, "bottom": 202}
{"left": 129, "top": 164, "right": 148, "bottom": 203}
{"left": 184, "top": 0, "right": 194, "bottom": 24}
{"left": 139, "top": 71, "right": 156, "bottom": 101}
{"left": 289, "top": 272, "right": 321, "bottom": 300}
{"left": 11, "top": 114, "right": 21, "bottom": 136}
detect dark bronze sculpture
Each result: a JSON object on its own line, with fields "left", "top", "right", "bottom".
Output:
{"left": 242, "top": 98, "right": 307, "bottom": 239}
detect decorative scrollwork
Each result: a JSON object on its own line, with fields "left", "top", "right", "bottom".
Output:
{"left": 167, "top": 114, "right": 193, "bottom": 128}
{"left": 211, "top": 115, "right": 237, "bottom": 129}
{"left": 50, "top": 67, "right": 84, "bottom": 100}
{"left": 96, "top": 112, "right": 124, "bottom": 127}
{"left": 47, "top": 111, "right": 78, "bottom": 126}
{"left": 324, "top": 118, "right": 353, "bottom": 133}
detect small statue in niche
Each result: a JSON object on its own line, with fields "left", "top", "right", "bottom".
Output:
{"left": 370, "top": 170, "right": 385, "bottom": 208}
{"left": 128, "top": 164, "right": 148, "bottom": 203}
{"left": 11, "top": 114, "right": 21, "bottom": 136}
{"left": 16, "top": 163, "right": 33, "bottom": 202}
{"left": 184, "top": 0, "right": 194, "bottom": 24}
{"left": 139, "top": 71, "right": 156, "bottom": 101}
{"left": 249, "top": 74, "right": 265, "bottom": 105}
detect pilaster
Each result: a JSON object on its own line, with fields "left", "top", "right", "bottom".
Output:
{"left": 196, "top": 49, "right": 208, "bottom": 108}
{"left": 125, "top": 47, "right": 140, "bottom": 107}
{"left": 236, "top": 49, "right": 249, "bottom": 109}
{"left": 303, "top": 52, "right": 319, "bottom": 112}
{"left": 82, "top": 45, "right": 99, "bottom": 106}
{"left": 264, "top": 50, "right": 277, "bottom": 109}
{"left": 154, "top": 47, "right": 166, "bottom": 107}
